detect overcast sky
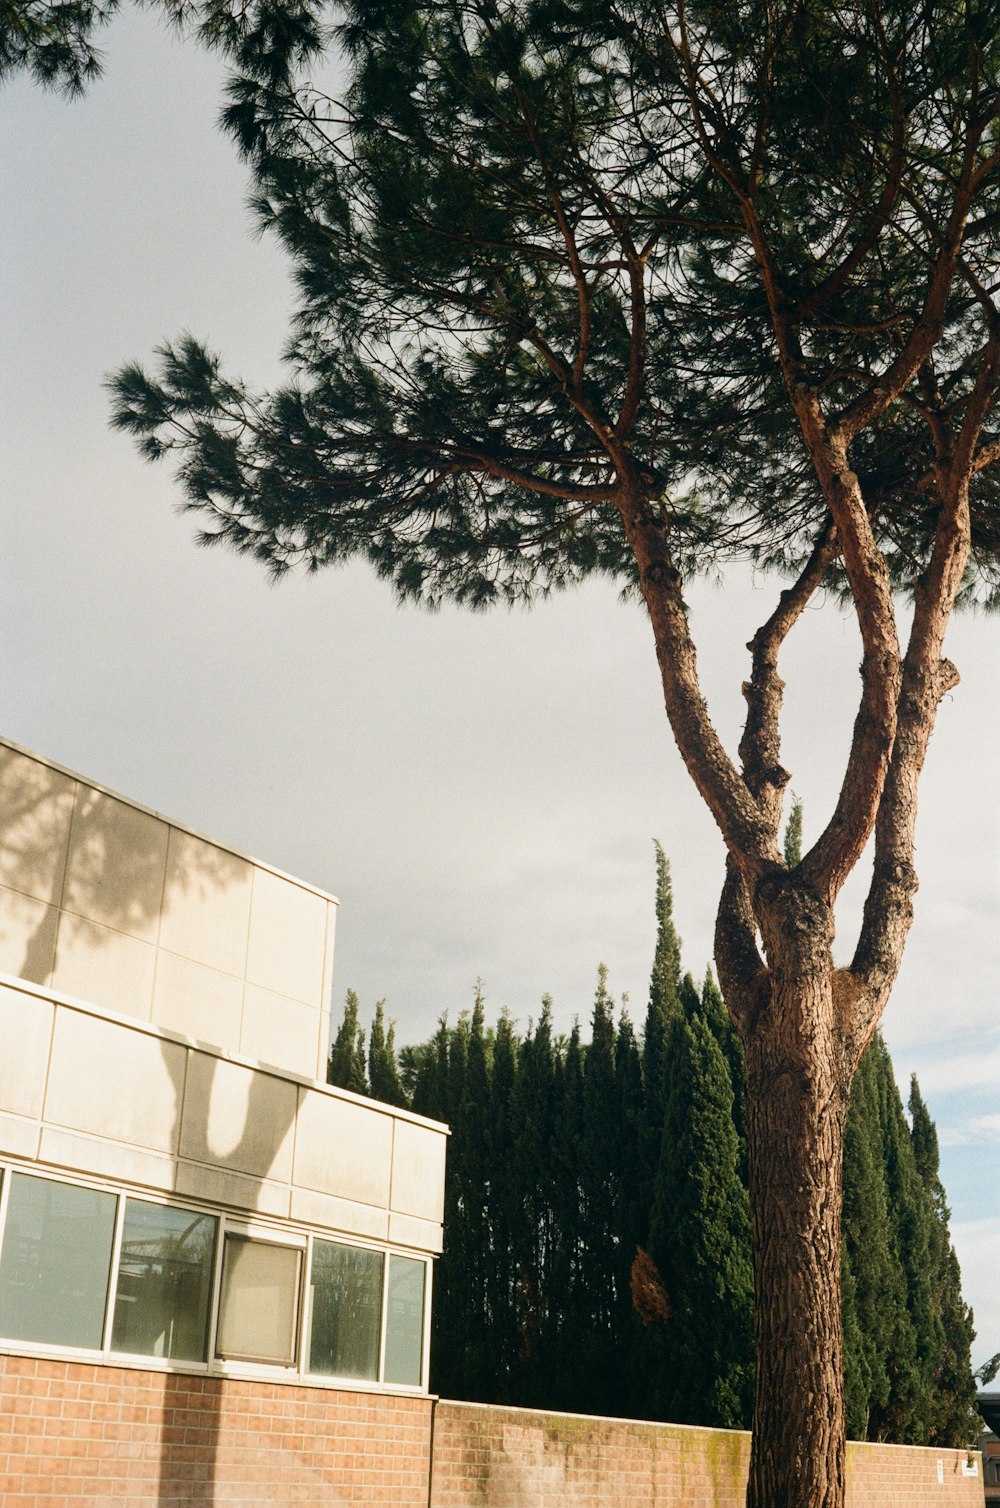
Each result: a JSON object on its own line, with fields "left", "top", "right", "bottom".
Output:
{"left": 2, "top": 8, "right": 998, "bottom": 1367}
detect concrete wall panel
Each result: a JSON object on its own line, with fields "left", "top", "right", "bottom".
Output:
{"left": 0, "top": 983, "right": 53, "bottom": 1120}
{"left": 390, "top": 1119, "right": 447, "bottom": 1223}
{"left": 0, "top": 1112, "right": 42, "bottom": 1162}
{"left": 62, "top": 789, "right": 169, "bottom": 943}
{"left": 158, "top": 828, "right": 252, "bottom": 978}
{"left": 246, "top": 868, "right": 328, "bottom": 1008}
{"left": 289, "top": 1186, "right": 389, "bottom": 1243}
{"left": 239, "top": 983, "right": 321, "bottom": 1077}
{"left": 151, "top": 951, "right": 244, "bottom": 1050}
{"left": 38, "top": 1126, "right": 177, "bottom": 1193}
{"left": 51, "top": 913, "right": 156, "bottom": 1020}
{"left": 0, "top": 885, "right": 58, "bottom": 986}
{"left": 0, "top": 742, "right": 338, "bottom": 1080}
{"left": 179, "top": 1054, "right": 296, "bottom": 1183}
{"left": 0, "top": 747, "right": 75, "bottom": 906}
{"left": 387, "top": 1212, "right": 443, "bottom": 1254}
{"left": 173, "top": 1159, "right": 290, "bottom": 1219}
{"left": 45, "top": 1007, "right": 185, "bottom": 1152}
{"left": 294, "top": 1089, "right": 393, "bottom": 1209}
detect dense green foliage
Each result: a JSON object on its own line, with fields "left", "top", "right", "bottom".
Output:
{"left": 103, "top": 0, "right": 1000, "bottom": 607}
{"left": 329, "top": 850, "right": 979, "bottom": 1445}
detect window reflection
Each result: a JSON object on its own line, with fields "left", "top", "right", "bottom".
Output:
{"left": 111, "top": 1199, "right": 217, "bottom": 1362}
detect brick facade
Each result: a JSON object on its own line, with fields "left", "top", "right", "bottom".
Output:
{"left": 0, "top": 1359, "right": 986, "bottom": 1506}
{"left": 428, "top": 1399, "right": 985, "bottom": 1508}
{"left": 982, "top": 1430, "right": 1000, "bottom": 1504}
{"left": 0, "top": 1355, "right": 433, "bottom": 1507}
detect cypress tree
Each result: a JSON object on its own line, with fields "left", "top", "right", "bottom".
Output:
{"left": 486, "top": 1010, "right": 519, "bottom": 1400}
{"left": 368, "top": 1000, "right": 408, "bottom": 1108}
{"left": 328, "top": 989, "right": 368, "bottom": 1096}
{"left": 908, "top": 1077, "right": 978, "bottom": 1446}
{"left": 641, "top": 843, "right": 683, "bottom": 1210}
{"left": 578, "top": 964, "right": 620, "bottom": 1401}
{"left": 510, "top": 999, "right": 558, "bottom": 1405}
{"left": 648, "top": 1012, "right": 753, "bottom": 1428}
{"left": 550, "top": 1019, "right": 585, "bottom": 1409}
{"left": 783, "top": 796, "right": 804, "bottom": 867}
{"left": 867, "top": 1035, "right": 934, "bottom": 1440}
{"left": 841, "top": 1042, "right": 899, "bottom": 1438}
{"left": 615, "top": 1008, "right": 646, "bottom": 1416}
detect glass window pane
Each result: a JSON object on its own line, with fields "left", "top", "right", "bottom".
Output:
{"left": 0, "top": 1173, "right": 116, "bottom": 1349}
{"left": 216, "top": 1235, "right": 301, "bottom": 1364}
{"left": 383, "top": 1255, "right": 425, "bottom": 1386}
{"left": 307, "top": 1241, "right": 383, "bottom": 1380}
{"left": 111, "top": 1200, "right": 217, "bottom": 1362}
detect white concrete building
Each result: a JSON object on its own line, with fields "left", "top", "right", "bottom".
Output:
{"left": 0, "top": 736, "right": 446, "bottom": 1396}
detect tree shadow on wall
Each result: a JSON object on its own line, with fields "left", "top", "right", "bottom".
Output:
{"left": 154, "top": 1043, "right": 305, "bottom": 1506}
{"left": 0, "top": 745, "right": 235, "bottom": 998}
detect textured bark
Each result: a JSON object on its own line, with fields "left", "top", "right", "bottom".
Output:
{"left": 738, "top": 882, "right": 852, "bottom": 1508}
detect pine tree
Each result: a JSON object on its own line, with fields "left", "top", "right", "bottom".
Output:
{"left": 108, "top": 8, "right": 1000, "bottom": 1497}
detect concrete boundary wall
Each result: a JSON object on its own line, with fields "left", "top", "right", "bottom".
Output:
{"left": 428, "top": 1400, "right": 985, "bottom": 1508}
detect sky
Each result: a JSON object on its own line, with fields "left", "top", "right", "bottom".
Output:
{"left": 2, "top": 8, "right": 998, "bottom": 1368}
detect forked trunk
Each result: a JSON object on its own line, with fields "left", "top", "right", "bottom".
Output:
{"left": 742, "top": 969, "right": 851, "bottom": 1508}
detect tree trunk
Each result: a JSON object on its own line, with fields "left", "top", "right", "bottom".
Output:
{"left": 742, "top": 967, "right": 851, "bottom": 1508}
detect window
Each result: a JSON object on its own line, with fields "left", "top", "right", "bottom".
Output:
{"left": 216, "top": 1233, "right": 302, "bottom": 1365}
{"left": 0, "top": 1163, "right": 429, "bottom": 1390}
{"left": 383, "top": 1254, "right": 425, "bottom": 1386}
{"left": 111, "top": 1199, "right": 217, "bottom": 1362}
{"left": 0, "top": 1172, "right": 116, "bottom": 1350}
{"left": 308, "top": 1240, "right": 383, "bottom": 1381}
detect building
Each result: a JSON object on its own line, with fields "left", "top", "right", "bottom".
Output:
{"left": 0, "top": 734, "right": 986, "bottom": 1507}
{"left": 0, "top": 735, "right": 447, "bottom": 1504}
{"left": 979, "top": 1392, "right": 1000, "bottom": 1505}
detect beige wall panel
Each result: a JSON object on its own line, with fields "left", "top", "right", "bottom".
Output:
{"left": 51, "top": 913, "right": 156, "bottom": 1021}
{"left": 289, "top": 1186, "right": 389, "bottom": 1243}
{"left": 0, "top": 1111, "right": 42, "bottom": 1162}
{"left": 179, "top": 1053, "right": 296, "bottom": 1183}
{"left": 45, "top": 1008, "right": 185, "bottom": 1152}
{"left": 390, "top": 1120, "right": 448, "bottom": 1223}
{"left": 38, "top": 1126, "right": 176, "bottom": 1193}
{"left": 245, "top": 868, "right": 327, "bottom": 1007}
{"left": 0, "top": 886, "right": 58, "bottom": 986}
{"left": 0, "top": 748, "right": 76, "bottom": 906}
{"left": 173, "top": 1159, "right": 290, "bottom": 1219}
{"left": 293, "top": 1089, "right": 393, "bottom": 1208}
{"left": 158, "top": 829, "right": 253, "bottom": 978}
{"left": 0, "top": 984, "right": 54, "bottom": 1119}
{"left": 151, "top": 951, "right": 244, "bottom": 1050}
{"left": 239, "top": 983, "right": 321, "bottom": 1079}
{"left": 387, "top": 1211, "right": 443, "bottom": 1254}
{"left": 62, "top": 789, "right": 168, "bottom": 943}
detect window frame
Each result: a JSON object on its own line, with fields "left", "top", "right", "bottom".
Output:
{"left": 0, "top": 1160, "right": 430, "bottom": 1392}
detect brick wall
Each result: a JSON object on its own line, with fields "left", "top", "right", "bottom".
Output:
{"left": 0, "top": 1355, "right": 433, "bottom": 1508}
{"left": 0, "top": 1358, "right": 986, "bottom": 1506}
{"left": 428, "top": 1400, "right": 985, "bottom": 1508}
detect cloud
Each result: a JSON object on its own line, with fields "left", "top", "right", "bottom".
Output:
{"left": 904, "top": 1044, "right": 1000, "bottom": 1097}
